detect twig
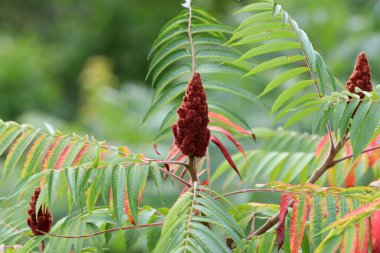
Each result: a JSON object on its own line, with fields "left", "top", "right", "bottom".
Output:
{"left": 159, "top": 167, "right": 192, "bottom": 187}
{"left": 211, "top": 188, "right": 322, "bottom": 201}
{"left": 37, "top": 222, "right": 163, "bottom": 239}
{"left": 306, "top": 139, "right": 343, "bottom": 184}
{"left": 249, "top": 138, "right": 345, "bottom": 237}
{"left": 145, "top": 158, "right": 189, "bottom": 169}
{"left": 214, "top": 188, "right": 283, "bottom": 200}
{"left": 332, "top": 145, "right": 380, "bottom": 165}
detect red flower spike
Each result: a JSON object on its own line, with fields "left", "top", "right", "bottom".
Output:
{"left": 210, "top": 135, "right": 242, "bottom": 181}
{"left": 27, "top": 187, "right": 53, "bottom": 235}
{"left": 171, "top": 72, "right": 210, "bottom": 157}
{"left": 346, "top": 52, "right": 373, "bottom": 98}
{"left": 209, "top": 126, "right": 247, "bottom": 158}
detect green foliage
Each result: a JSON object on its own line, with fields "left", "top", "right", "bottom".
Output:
{"left": 0, "top": 38, "right": 64, "bottom": 120}
{"left": 144, "top": 6, "right": 258, "bottom": 143}
{"left": 212, "top": 128, "right": 320, "bottom": 185}
{"left": 1, "top": 0, "right": 380, "bottom": 252}
{"left": 229, "top": 1, "right": 341, "bottom": 127}
{"left": 315, "top": 90, "right": 380, "bottom": 158}
{"left": 0, "top": 198, "right": 29, "bottom": 244}
{"left": 155, "top": 187, "right": 245, "bottom": 253}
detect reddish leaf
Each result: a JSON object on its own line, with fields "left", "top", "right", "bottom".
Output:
{"left": 344, "top": 168, "right": 356, "bottom": 188}
{"left": 109, "top": 189, "right": 114, "bottom": 209}
{"left": 277, "top": 193, "right": 291, "bottom": 249}
{"left": 344, "top": 154, "right": 362, "bottom": 188}
{"left": 138, "top": 184, "right": 145, "bottom": 205}
{"left": 21, "top": 134, "right": 51, "bottom": 178}
{"left": 315, "top": 134, "right": 330, "bottom": 158}
{"left": 324, "top": 198, "right": 380, "bottom": 234}
{"left": 210, "top": 135, "right": 242, "bottom": 181}
{"left": 119, "top": 149, "right": 136, "bottom": 225}
{"left": 124, "top": 180, "right": 145, "bottom": 225}
{"left": 40, "top": 137, "right": 63, "bottom": 187}
{"left": 354, "top": 219, "right": 370, "bottom": 253}
{"left": 153, "top": 144, "right": 161, "bottom": 156}
{"left": 201, "top": 180, "right": 208, "bottom": 186}
{"left": 290, "top": 194, "right": 308, "bottom": 253}
{"left": 165, "top": 155, "right": 187, "bottom": 181}
{"left": 72, "top": 143, "right": 91, "bottom": 166}
{"left": 208, "top": 112, "right": 255, "bottom": 140}
{"left": 118, "top": 146, "right": 131, "bottom": 157}
{"left": 165, "top": 141, "right": 181, "bottom": 161}
{"left": 42, "top": 137, "right": 62, "bottom": 171}
{"left": 208, "top": 126, "right": 246, "bottom": 158}
{"left": 172, "top": 154, "right": 187, "bottom": 171}
{"left": 199, "top": 180, "right": 209, "bottom": 193}
{"left": 110, "top": 189, "right": 135, "bottom": 225}
{"left": 367, "top": 135, "right": 380, "bottom": 167}
{"left": 178, "top": 168, "right": 187, "bottom": 188}
{"left": 124, "top": 192, "right": 136, "bottom": 225}
{"left": 371, "top": 211, "right": 380, "bottom": 253}
{"left": 55, "top": 142, "right": 73, "bottom": 170}
{"left": 340, "top": 225, "right": 356, "bottom": 253}
{"left": 100, "top": 143, "right": 108, "bottom": 160}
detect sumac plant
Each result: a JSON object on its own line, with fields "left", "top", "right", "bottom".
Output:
{"left": 1, "top": 0, "right": 380, "bottom": 252}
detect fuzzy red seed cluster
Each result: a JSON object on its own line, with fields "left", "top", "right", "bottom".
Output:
{"left": 345, "top": 52, "right": 373, "bottom": 98}
{"left": 172, "top": 72, "right": 210, "bottom": 157}
{"left": 27, "top": 187, "right": 53, "bottom": 235}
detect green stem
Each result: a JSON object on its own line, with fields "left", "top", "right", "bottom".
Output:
{"left": 249, "top": 136, "right": 346, "bottom": 237}
{"left": 188, "top": 156, "right": 198, "bottom": 183}
{"left": 36, "top": 222, "right": 163, "bottom": 238}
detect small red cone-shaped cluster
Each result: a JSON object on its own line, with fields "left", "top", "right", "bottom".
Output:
{"left": 27, "top": 187, "right": 53, "bottom": 235}
{"left": 172, "top": 72, "right": 210, "bottom": 157}
{"left": 345, "top": 52, "right": 373, "bottom": 98}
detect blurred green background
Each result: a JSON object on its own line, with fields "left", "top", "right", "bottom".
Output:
{"left": 1, "top": 0, "right": 379, "bottom": 140}
{"left": 1, "top": 0, "right": 379, "bottom": 251}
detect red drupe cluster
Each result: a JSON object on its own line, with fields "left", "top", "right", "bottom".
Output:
{"left": 172, "top": 72, "right": 210, "bottom": 157}
{"left": 27, "top": 187, "right": 53, "bottom": 235}
{"left": 345, "top": 52, "right": 373, "bottom": 98}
